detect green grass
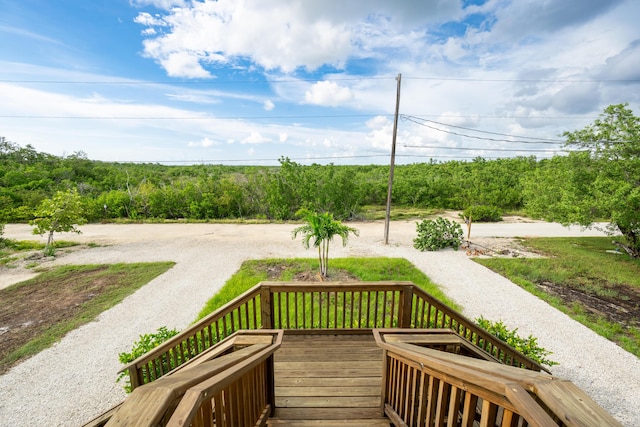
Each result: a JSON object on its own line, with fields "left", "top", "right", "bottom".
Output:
{"left": 474, "top": 237, "right": 640, "bottom": 357}
{"left": 360, "top": 205, "right": 442, "bottom": 221}
{"left": 0, "top": 239, "right": 81, "bottom": 267}
{"left": 195, "top": 257, "right": 457, "bottom": 321}
{"left": 1, "top": 262, "right": 175, "bottom": 371}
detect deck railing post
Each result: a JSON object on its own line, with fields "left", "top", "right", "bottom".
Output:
{"left": 128, "top": 366, "right": 142, "bottom": 391}
{"left": 399, "top": 285, "right": 413, "bottom": 328}
{"left": 260, "top": 285, "right": 273, "bottom": 329}
{"left": 266, "top": 354, "right": 276, "bottom": 416}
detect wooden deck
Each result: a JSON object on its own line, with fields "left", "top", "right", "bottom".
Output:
{"left": 269, "top": 332, "right": 391, "bottom": 426}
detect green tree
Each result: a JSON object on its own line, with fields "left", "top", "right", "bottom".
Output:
{"left": 30, "top": 188, "right": 87, "bottom": 253}
{"left": 292, "top": 209, "right": 359, "bottom": 278}
{"left": 525, "top": 104, "right": 640, "bottom": 257}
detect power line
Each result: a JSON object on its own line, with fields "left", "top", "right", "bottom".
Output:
{"left": 2, "top": 75, "right": 638, "bottom": 84}
{"left": 0, "top": 76, "right": 395, "bottom": 85}
{"left": 404, "top": 76, "right": 640, "bottom": 83}
{"left": 402, "top": 115, "right": 564, "bottom": 142}
{"left": 403, "top": 144, "right": 570, "bottom": 153}
{"left": 0, "top": 113, "right": 599, "bottom": 121}
{"left": 0, "top": 114, "right": 385, "bottom": 120}
{"left": 402, "top": 115, "right": 564, "bottom": 145}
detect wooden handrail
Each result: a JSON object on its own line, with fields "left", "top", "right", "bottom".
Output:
{"left": 373, "top": 330, "right": 622, "bottom": 427}
{"left": 120, "top": 283, "right": 265, "bottom": 389}
{"left": 122, "top": 281, "right": 546, "bottom": 391}
{"left": 409, "top": 286, "right": 546, "bottom": 372}
{"left": 106, "top": 330, "right": 282, "bottom": 427}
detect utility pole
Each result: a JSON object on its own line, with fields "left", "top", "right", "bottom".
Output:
{"left": 384, "top": 73, "right": 401, "bottom": 245}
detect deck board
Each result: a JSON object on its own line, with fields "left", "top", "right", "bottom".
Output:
{"left": 269, "top": 332, "right": 388, "bottom": 425}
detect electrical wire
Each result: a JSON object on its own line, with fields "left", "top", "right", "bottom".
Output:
{"left": 2, "top": 74, "right": 639, "bottom": 84}
{"left": 402, "top": 115, "right": 564, "bottom": 145}
{"left": 401, "top": 115, "right": 564, "bottom": 142}
{"left": 403, "top": 144, "right": 570, "bottom": 153}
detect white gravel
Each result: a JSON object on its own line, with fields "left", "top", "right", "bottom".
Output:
{"left": 0, "top": 221, "right": 638, "bottom": 426}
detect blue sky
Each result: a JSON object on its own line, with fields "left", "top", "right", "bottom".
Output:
{"left": 1, "top": 0, "right": 638, "bottom": 165}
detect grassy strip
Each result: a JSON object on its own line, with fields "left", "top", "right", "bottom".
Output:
{"left": 474, "top": 237, "right": 640, "bottom": 357}
{"left": 0, "top": 262, "right": 175, "bottom": 371}
{"left": 360, "top": 205, "right": 441, "bottom": 221}
{"left": 196, "top": 257, "right": 457, "bottom": 321}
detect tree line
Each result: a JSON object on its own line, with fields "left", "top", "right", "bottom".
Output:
{"left": 0, "top": 140, "right": 536, "bottom": 222}
{"left": 1, "top": 104, "right": 638, "bottom": 256}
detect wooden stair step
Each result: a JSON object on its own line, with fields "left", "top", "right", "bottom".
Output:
{"left": 268, "top": 418, "right": 391, "bottom": 426}
{"left": 270, "top": 407, "right": 386, "bottom": 420}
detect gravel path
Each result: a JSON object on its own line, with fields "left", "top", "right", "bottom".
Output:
{"left": 0, "top": 221, "right": 638, "bottom": 426}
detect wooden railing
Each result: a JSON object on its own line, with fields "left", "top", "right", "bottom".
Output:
{"left": 374, "top": 330, "right": 622, "bottom": 427}
{"left": 122, "top": 281, "right": 545, "bottom": 391}
{"left": 102, "top": 330, "right": 282, "bottom": 427}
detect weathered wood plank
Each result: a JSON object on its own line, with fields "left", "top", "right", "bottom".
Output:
{"left": 275, "top": 396, "right": 380, "bottom": 408}
{"left": 271, "top": 407, "right": 385, "bottom": 420}
{"left": 268, "top": 419, "right": 391, "bottom": 426}
{"left": 275, "top": 368, "right": 381, "bottom": 378}
{"left": 275, "top": 361, "right": 382, "bottom": 370}
{"left": 275, "top": 386, "right": 380, "bottom": 397}
{"left": 275, "top": 377, "right": 380, "bottom": 387}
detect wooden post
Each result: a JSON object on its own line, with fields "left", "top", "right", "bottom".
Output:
{"left": 266, "top": 355, "right": 276, "bottom": 416}
{"left": 128, "top": 366, "right": 142, "bottom": 391}
{"left": 399, "top": 285, "right": 413, "bottom": 328}
{"left": 260, "top": 285, "right": 273, "bottom": 329}
{"left": 384, "top": 73, "right": 402, "bottom": 245}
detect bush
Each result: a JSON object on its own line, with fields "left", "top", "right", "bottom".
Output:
{"left": 476, "top": 316, "right": 558, "bottom": 367}
{"left": 413, "top": 217, "right": 463, "bottom": 251}
{"left": 461, "top": 205, "right": 502, "bottom": 222}
{"left": 117, "top": 326, "right": 179, "bottom": 393}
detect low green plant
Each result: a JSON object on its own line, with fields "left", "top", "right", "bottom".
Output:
{"left": 476, "top": 316, "right": 557, "bottom": 367}
{"left": 413, "top": 217, "right": 463, "bottom": 251}
{"left": 117, "top": 326, "right": 179, "bottom": 393}
{"left": 461, "top": 205, "right": 502, "bottom": 222}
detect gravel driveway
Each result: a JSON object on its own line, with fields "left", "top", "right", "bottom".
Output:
{"left": 0, "top": 221, "right": 638, "bottom": 426}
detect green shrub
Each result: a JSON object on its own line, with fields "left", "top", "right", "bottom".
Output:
{"left": 476, "top": 316, "right": 558, "bottom": 367}
{"left": 413, "top": 217, "right": 463, "bottom": 251}
{"left": 117, "top": 326, "right": 179, "bottom": 393}
{"left": 461, "top": 205, "right": 502, "bottom": 222}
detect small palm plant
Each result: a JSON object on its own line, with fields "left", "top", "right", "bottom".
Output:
{"left": 292, "top": 209, "right": 359, "bottom": 279}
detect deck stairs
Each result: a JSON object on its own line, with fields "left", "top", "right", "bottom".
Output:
{"left": 267, "top": 333, "right": 390, "bottom": 426}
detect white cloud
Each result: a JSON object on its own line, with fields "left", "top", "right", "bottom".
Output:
{"left": 263, "top": 100, "right": 275, "bottom": 111}
{"left": 279, "top": 133, "right": 288, "bottom": 142}
{"left": 133, "top": 12, "right": 167, "bottom": 27}
{"left": 129, "top": 0, "right": 187, "bottom": 9}
{"left": 188, "top": 137, "right": 218, "bottom": 148}
{"left": 242, "top": 131, "right": 270, "bottom": 144}
{"left": 156, "top": 51, "right": 212, "bottom": 78}
{"left": 132, "top": 1, "right": 463, "bottom": 77}
{"left": 305, "top": 81, "right": 354, "bottom": 106}
{"left": 365, "top": 115, "right": 393, "bottom": 150}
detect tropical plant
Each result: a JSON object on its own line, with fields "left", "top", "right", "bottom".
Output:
{"left": 476, "top": 316, "right": 557, "bottom": 367}
{"left": 30, "top": 188, "right": 87, "bottom": 254}
{"left": 117, "top": 326, "right": 179, "bottom": 393}
{"left": 292, "top": 209, "right": 359, "bottom": 278}
{"left": 413, "top": 217, "right": 463, "bottom": 251}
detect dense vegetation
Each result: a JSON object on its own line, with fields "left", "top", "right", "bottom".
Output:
{"left": 0, "top": 137, "right": 535, "bottom": 223}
